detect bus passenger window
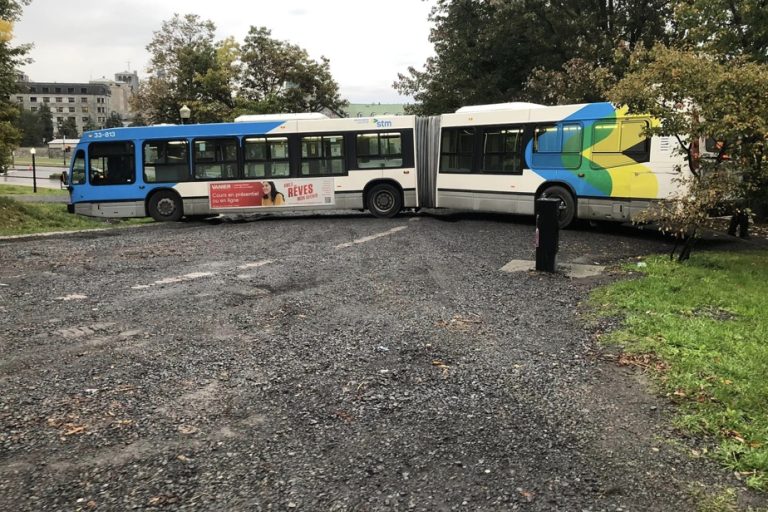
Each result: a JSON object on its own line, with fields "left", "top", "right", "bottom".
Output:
{"left": 194, "top": 138, "right": 239, "bottom": 180}
{"left": 482, "top": 127, "right": 523, "bottom": 174}
{"left": 300, "top": 135, "right": 345, "bottom": 176}
{"left": 532, "top": 124, "right": 582, "bottom": 169}
{"left": 356, "top": 132, "right": 403, "bottom": 169}
{"left": 440, "top": 128, "right": 475, "bottom": 173}
{"left": 562, "top": 124, "right": 582, "bottom": 153}
{"left": 620, "top": 121, "right": 649, "bottom": 156}
{"left": 88, "top": 142, "right": 135, "bottom": 186}
{"left": 143, "top": 140, "right": 189, "bottom": 183}
{"left": 591, "top": 120, "right": 649, "bottom": 169}
{"left": 534, "top": 125, "right": 559, "bottom": 153}
{"left": 244, "top": 136, "right": 290, "bottom": 178}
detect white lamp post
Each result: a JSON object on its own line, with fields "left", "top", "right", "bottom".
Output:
{"left": 179, "top": 104, "right": 191, "bottom": 124}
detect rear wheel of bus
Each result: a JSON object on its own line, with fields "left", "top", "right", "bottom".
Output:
{"left": 367, "top": 183, "right": 402, "bottom": 218}
{"left": 147, "top": 190, "right": 183, "bottom": 222}
{"left": 540, "top": 185, "right": 575, "bottom": 229}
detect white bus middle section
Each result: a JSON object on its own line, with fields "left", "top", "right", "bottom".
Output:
{"left": 175, "top": 116, "right": 418, "bottom": 216}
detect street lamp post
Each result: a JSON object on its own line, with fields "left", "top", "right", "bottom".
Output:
{"left": 179, "top": 104, "right": 191, "bottom": 125}
{"left": 30, "top": 148, "right": 37, "bottom": 193}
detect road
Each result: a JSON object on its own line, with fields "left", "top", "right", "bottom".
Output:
{"left": 0, "top": 213, "right": 761, "bottom": 511}
{"left": 2, "top": 167, "right": 67, "bottom": 190}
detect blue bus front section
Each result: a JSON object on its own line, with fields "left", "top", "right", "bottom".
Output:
{"left": 68, "top": 121, "right": 285, "bottom": 217}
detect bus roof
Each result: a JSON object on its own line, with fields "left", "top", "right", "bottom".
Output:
{"left": 455, "top": 102, "right": 546, "bottom": 113}
{"left": 77, "top": 115, "right": 416, "bottom": 145}
{"left": 234, "top": 113, "right": 329, "bottom": 122}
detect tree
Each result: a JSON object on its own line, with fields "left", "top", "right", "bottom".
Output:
{"left": 610, "top": 45, "right": 768, "bottom": 258}
{"left": 129, "top": 112, "right": 147, "bottom": 127}
{"left": 17, "top": 107, "right": 41, "bottom": 146}
{"left": 82, "top": 116, "right": 98, "bottom": 132}
{"left": 395, "top": 0, "right": 672, "bottom": 114}
{"left": 238, "top": 26, "right": 347, "bottom": 115}
{"left": 57, "top": 118, "right": 78, "bottom": 138}
{"left": 38, "top": 103, "right": 53, "bottom": 142}
{"left": 0, "top": 0, "right": 31, "bottom": 171}
{"left": 132, "top": 14, "right": 237, "bottom": 124}
{"left": 523, "top": 58, "right": 617, "bottom": 105}
{"left": 103, "top": 111, "right": 123, "bottom": 128}
{"left": 673, "top": 0, "right": 768, "bottom": 63}
{"left": 132, "top": 15, "right": 348, "bottom": 123}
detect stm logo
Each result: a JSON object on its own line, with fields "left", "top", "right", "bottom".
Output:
{"left": 374, "top": 119, "right": 392, "bottom": 128}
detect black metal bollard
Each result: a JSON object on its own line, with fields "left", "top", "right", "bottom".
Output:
{"left": 535, "top": 198, "right": 560, "bottom": 272}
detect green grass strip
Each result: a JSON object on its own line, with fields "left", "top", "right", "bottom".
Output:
{"left": 0, "top": 196, "right": 151, "bottom": 236}
{"left": 592, "top": 251, "right": 768, "bottom": 491}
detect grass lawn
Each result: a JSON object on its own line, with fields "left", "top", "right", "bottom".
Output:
{"left": 0, "top": 196, "right": 152, "bottom": 236}
{"left": 592, "top": 251, "right": 768, "bottom": 491}
{"left": 13, "top": 156, "right": 68, "bottom": 168}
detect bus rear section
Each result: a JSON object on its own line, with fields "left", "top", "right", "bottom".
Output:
{"left": 429, "top": 102, "right": 686, "bottom": 227}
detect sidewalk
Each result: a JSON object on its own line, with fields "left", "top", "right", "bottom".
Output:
{"left": 1, "top": 194, "right": 68, "bottom": 203}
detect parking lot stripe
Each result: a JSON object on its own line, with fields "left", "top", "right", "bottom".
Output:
{"left": 237, "top": 259, "right": 274, "bottom": 269}
{"left": 334, "top": 226, "right": 408, "bottom": 249}
{"left": 131, "top": 271, "right": 215, "bottom": 290}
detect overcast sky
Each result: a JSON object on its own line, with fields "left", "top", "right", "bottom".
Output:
{"left": 13, "top": 0, "right": 436, "bottom": 104}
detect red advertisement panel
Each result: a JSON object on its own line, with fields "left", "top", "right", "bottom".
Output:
{"left": 209, "top": 179, "right": 335, "bottom": 209}
{"left": 209, "top": 182, "right": 264, "bottom": 209}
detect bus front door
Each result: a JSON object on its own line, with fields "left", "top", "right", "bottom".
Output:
{"left": 67, "top": 149, "right": 87, "bottom": 210}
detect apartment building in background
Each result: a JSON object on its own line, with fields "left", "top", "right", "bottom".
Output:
{"left": 13, "top": 71, "right": 138, "bottom": 137}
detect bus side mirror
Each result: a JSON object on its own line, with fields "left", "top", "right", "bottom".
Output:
{"left": 60, "top": 171, "right": 68, "bottom": 186}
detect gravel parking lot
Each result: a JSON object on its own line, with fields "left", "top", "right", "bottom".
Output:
{"left": 0, "top": 212, "right": 762, "bottom": 511}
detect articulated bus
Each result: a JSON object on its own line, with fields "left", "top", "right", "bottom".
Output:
{"left": 66, "top": 102, "right": 687, "bottom": 227}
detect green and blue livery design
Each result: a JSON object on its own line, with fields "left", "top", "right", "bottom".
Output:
{"left": 525, "top": 102, "right": 659, "bottom": 199}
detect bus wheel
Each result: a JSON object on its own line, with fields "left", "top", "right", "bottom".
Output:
{"left": 148, "top": 190, "right": 183, "bottom": 222}
{"left": 540, "top": 185, "right": 575, "bottom": 228}
{"left": 367, "top": 183, "right": 402, "bottom": 218}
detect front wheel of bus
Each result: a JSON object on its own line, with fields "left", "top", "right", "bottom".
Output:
{"left": 540, "top": 185, "right": 575, "bottom": 229}
{"left": 367, "top": 183, "right": 402, "bottom": 218}
{"left": 148, "top": 190, "right": 183, "bottom": 222}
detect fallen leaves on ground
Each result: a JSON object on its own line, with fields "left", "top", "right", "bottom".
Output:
{"left": 435, "top": 314, "right": 482, "bottom": 332}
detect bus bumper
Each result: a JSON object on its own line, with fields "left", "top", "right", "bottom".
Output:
{"left": 73, "top": 201, "right": 145, "bottom": 218}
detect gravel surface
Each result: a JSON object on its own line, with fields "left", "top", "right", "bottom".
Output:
{"left": 1, "top": 211, "right": 765, "bottom": 511}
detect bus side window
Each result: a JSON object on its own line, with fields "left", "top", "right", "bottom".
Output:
{"left": 532, "top": 123, "right": 582, "bottom": 169}
{"left": 482, "top": 127, "right": 523, "bottom": 174}
{"left": 621, "top": 121, "right": 650, "bottom": 161}
{"left": 300, "top": 135, "right": 345, "bottom": 176}
{"left": 355, "top": 132, "right": 403, "bottom": 169}
{"left": 244, "top": 136, "right": 290, "bottom": 178}
{"left": 71, "top": 150, "right": 86, "bottom": 185}
{"left": 591, "top": 120, "right": 649, "bottom": 169}
{"left": 439, "top": 128, "right": 475, "bottom": 173}
{"left": 194, "top": 138, "right": 239, "bottom": 180}
{"left": 144, "top": 140, "right": 190, "bottom": 183}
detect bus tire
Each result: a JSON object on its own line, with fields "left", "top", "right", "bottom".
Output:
{"left": 367, "top": 183, "right": 402, "bottom": 218}
{"left": 540, "top": 185, "right": 576, "bottom": 229}
{"left": 148, "top": 190, "right": 183, "bottom": 222}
